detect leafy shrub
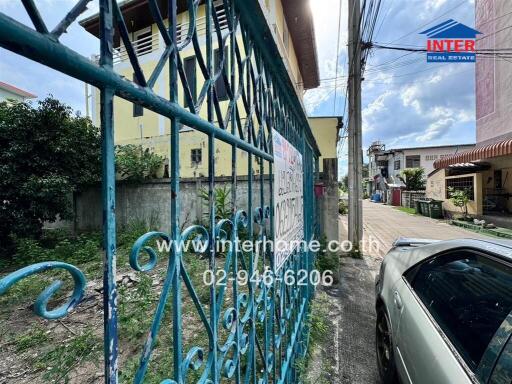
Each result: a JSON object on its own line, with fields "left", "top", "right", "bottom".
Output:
{"left": 400, "top": 168, "right": 425, "bottom": 190}
{"left": 199, "top": 185, "right": 232, "bottom": 221}
{"left": 115, "top": 144, "right": 164, "bottom": 182}
{"left": 117, "top": 212, "right": 161, "bottom": 247}
{"left": 338, "top": 200, "right": 348, "bottom": 215}
{"left": 448, "top": 187, "right": 471, "bottom": 218}
{"left": 0, "top": 97, "right": 101, "bottom": 252}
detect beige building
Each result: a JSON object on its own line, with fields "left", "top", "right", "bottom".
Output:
{"left": 308, "top": 116, "right": 341, "bottom": 173}
{"left": 80, "top": 0, "right": 337, "bottom": 178}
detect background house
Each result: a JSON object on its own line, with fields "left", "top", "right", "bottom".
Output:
{"left": 367, "top": 141, "right": 474, "bottom": 194}
{"left": 427, "top": 0, "right": 512, "bottom": 221}
{"left": 80, "top": 0, "right": 337, "bottom": 178}
{"left": 0, "top": 81, "right": 36, "bottom": 102}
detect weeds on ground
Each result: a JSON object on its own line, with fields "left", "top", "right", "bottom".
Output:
{"left": 395, "top": 206, "right": 417, "bottom": 215}
{"left": 316, "top": 236, "right": 339, "bottom": 282}
{"left": 295, "top": 291, "right": 330, "bottom": 383}
{"left": 13, "top": 325, "right": 50, "bottom": 353}
{"left": 118, "top": 274, "right": 158, "bottom": 341}
{"left": 0, "top": 230, "right": 102, "bottom": 273}
{"left": 33, "top": 328, "right": 101, "bottom": 383}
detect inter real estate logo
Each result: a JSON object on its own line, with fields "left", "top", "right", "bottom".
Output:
{"left": 420, "top": 19, "right": 482, "bottom": 63}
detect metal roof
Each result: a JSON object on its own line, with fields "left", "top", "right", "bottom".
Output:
{"left": 434, "top": 139, "right": 512, "bottom": 169}
{"left": 0, "top": 81, "right": 36, "bottom": 98}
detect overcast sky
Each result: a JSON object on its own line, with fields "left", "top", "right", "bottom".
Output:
{"left": 0, "top": 0, "right": 477, "bottom": 177}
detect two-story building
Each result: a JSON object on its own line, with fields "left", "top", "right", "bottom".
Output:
{"left": 79, "top": 0, "right": 338, "bottom": 178}
{"left": 367, "top": 141, "right": 475, "bottom": 194}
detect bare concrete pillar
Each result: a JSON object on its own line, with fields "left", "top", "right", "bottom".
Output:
{"left": 321, "top": 158, "right": 339, "bottom": 243}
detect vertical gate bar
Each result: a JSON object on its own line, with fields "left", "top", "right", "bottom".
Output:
{"left": 228, "top": 0, "right": 241, "bottom": 382}
{"left": 99, "top": 1, "right": 118, "bottom": 383}
{"left": 247, "top": 81, "right": 256, "bottom": 384}
{"left": 269, "top": 159, "right": 276, "bottom": 384}
{"left": 205, "top": 0, "right": 218, "bottom": 382}
{"left": 168, "top": 0, "right": 182, "bottom": 381}
{"left": 247, "top": 143, "right": 255, "bottom": 384}
{"left": 267, "top": 83, "right": 276, "bottom": 379}
{"left": 256, "top": 56, "right": 269, "bottom": 384}
{"left": 302, "top": 134, "right": 309, "bottom": 304}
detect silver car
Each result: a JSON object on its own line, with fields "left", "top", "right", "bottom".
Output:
{"left": 375, "top": 237, "right": 512, "bottom": 384}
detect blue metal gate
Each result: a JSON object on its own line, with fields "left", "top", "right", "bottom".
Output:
{"left": 0, "top": 1, "right": 320, "bottom": 382}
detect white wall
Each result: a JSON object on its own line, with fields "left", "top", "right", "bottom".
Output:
{"left": 369, "top": 144, "right": 476, "bottom": 183}
{"left": 0, "top": 88, "right": 28, "bottom": 102}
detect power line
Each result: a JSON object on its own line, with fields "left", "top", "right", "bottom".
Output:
{"left": 388, "top": 0, "right": 466, "bottom": 43}
{"left": 373, "top": 0, "right": 393, "bottom": 40}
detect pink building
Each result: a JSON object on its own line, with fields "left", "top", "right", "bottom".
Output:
{"left": 428, "top": 1, "right": 512, "bottom": 220}
{"left": 475, "top": 0, "right": 512, "bottom": 145}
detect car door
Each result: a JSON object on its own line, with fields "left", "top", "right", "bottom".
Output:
{"left": 484, "top": 312, "right": 512, "bottom": 383}
{"left": 394, "top": 249, "right": 512, "bottom": 384}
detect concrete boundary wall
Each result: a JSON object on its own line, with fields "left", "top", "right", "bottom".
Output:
{"left": 73, "top": 176, "right": 270, "bottom": 232}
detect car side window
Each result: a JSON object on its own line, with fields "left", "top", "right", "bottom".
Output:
{"left": 405, "top": 250, "right": 512, "bottom": 372}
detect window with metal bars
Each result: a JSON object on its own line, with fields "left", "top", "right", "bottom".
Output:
{"left": 446, "top": 176, "right": 475, "bottom": 200}
{"left": 191, "top": 148, "right": 202, "bottom": 166}
{"left": 406, "top": 155, "right": 421, "bottom": 168}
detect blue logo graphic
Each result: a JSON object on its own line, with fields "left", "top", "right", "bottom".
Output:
{"left": 420, "top": 19, "right": 482, "bottom": 63}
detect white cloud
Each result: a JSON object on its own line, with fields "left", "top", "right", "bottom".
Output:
{"left": 416, "top": 118, "right": 455, "bottom": 142}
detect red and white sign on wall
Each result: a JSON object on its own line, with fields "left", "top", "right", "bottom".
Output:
{"left": 272, "top": 129, "right": 304, "bottom": 271}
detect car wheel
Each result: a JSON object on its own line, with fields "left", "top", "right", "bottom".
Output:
{"left": 376, "top": 306, "right": 398, "bottom": 384}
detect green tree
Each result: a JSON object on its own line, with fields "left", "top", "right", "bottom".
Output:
{"left": 0, "top": 97, "right": 101, "bottom": 250}
{"left": 115, "top": 144, "right": 164, "bottom": 182}
{"left": 448, "top": 187, "right": 470, "bottom": 218}
{"left": 400, "top": 168, "right": 425, "bottom": 190}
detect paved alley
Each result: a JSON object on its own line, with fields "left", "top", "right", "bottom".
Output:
{"left": 312, "top": 201, "right": 491, "bottom": 384}
{"left": 358, "top": 200, "right": 488, "bottom": 257}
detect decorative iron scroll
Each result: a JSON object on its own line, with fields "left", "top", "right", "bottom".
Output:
{"left": 0, "top": 0, "right": 320, "bottom": 383}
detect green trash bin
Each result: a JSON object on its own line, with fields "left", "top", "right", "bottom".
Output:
{"left": 418, "top": 200, "right": 429, "bottom": 217}
{"left": 428, "top": 200, "right": 443, "bottom": 219}
{"left": 415, "top": 200, "right": 422, "bottom": 215}
{"left": 422, "top": 201, "right": 431, "bottom": 217}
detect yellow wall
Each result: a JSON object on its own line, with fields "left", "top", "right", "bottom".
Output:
{"left": 308, "top": 117, "right": 339, "bottom": 172}
{"left": 426, "top": 169, "right": 483, "bottom": 216}
{"left": 90, "top": 1, "right": 313, "bottom": 178}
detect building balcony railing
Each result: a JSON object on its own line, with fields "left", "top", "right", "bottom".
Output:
{"left": 112, "top": 4, "right": 227, "bottom": 66}
{"left": 113, "top": 32, "right": 160, "bottom": 65}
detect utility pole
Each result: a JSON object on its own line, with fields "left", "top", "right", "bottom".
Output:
{"left": 348, "top": 0, "right": 363, "bottom": 253}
